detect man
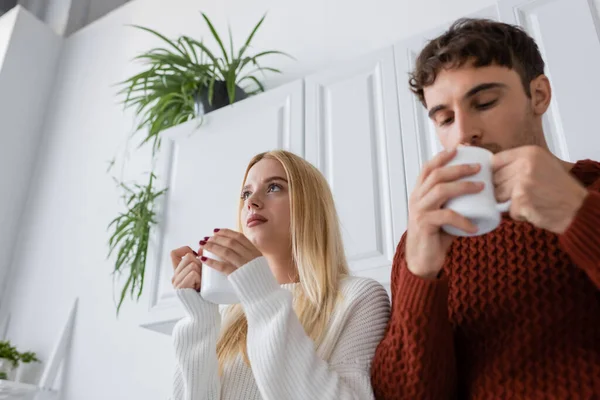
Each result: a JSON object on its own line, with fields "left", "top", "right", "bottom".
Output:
{"left": 371, "top": 18, "right": 600, "bottom": 399}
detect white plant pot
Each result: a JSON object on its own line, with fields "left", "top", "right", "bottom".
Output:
{"left": 15, "top": 361, "right": 42, "bottom": 384}
{"left": 0, "top": 358, "right": 17, "bottom": 381}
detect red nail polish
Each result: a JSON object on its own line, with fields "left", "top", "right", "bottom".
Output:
{"left": 213, "top": 228, "right": 220, "bottom": 233}
{"left": 199, "top": 240, "right": 206, "bottom": 245}
{"left": 204, "top": 236, "right": 209, "bottom": 241}
{"left": 200, "top": 256, "right": 207, "bottom": 261}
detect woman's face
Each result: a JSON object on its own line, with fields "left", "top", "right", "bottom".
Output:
{"left": 240, "top": 158, "right": 291, "bottom": 255}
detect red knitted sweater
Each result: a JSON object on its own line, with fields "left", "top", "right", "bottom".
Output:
{"left": 371, "top": 159, "right": 600, "bottom": 399}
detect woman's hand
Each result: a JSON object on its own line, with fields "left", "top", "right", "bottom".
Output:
{"left": 171, "top": 246, "right": 202, "bottom": 291}
{"left": 199, "top": 229, "right": 262, "bottom": 275}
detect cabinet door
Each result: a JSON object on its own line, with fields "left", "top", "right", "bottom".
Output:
{"left": 305, "top": 47, "right": 408, "bottom": 287}
{"left": 141, "top": 80, "right": 304, "bottom": 334}
{"left": 499, "top": 0, "right": 600, "bottom": 162}
{"left": 394, "top": 6, "right": 499, "bottom": 196}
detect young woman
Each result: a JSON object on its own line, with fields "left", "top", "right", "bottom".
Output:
{"left": 170, "top": 150, "right": 390, "bottom": 400}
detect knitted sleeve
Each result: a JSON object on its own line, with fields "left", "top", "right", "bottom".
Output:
{"left": 560, "top": 179, "right": 600, "bottom": 288}
{"left": 371, "top": 234, "right": 456, "bottom": 399}
{"left": 171, "top": 289, "right": 221, "bottom": 400}
{"left": 228, "top": 257, "right": 390, "bottom": 400}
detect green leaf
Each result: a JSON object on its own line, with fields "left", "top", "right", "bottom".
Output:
{"left": 238, "top": 75, "right": 265, "bottom": 92}
{"left": 252, "top": 50, "right": 293, "bottom": 61}
{"left": 113, "top": 242, "right": 133, "bottom": 270}
{"left": 180, "top": 36, "right": 200, "bottom": 65}
{"left": 133, "top": 53, "right": 191, "bottom": 71}
{"left": 237, "top": 13, "right": 266, "bottom": 60}
{"left": 107, "top": 214, "right": 125, "bottom": 230}
{"left": 201, "top": 13, "right": 229, "bottom": 63}
{"left": 109, "top": 217, "right": 135, "bottom": 244}
{"left": 184, "top": 38, "right": 225, "bottom": 77}
{"left": 109, "top": 227, "right": 133, "bottom": 250}
{"left": 116, "top": 273, "right": 133, "bottom": 315}
{"left": 130, "top": 25, "right": 188, "bottom": 58}
{"left": 235, "top": 51, "right": 287, "bottom": 76}
{"left": 226, "top": 67, "right": 237, "bottom": 104}
{"left": 138, "top": 258, "right": 146, "bottom": 299}
{"left": 237, "top": 68, "right": 281, "bottom": 87}
{"left": 228, "top": 25, "right": 235, "bottom": 63}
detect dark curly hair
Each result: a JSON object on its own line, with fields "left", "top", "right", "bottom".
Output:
{"left": 410, "top": 18, "right": 546, "bottom": 106}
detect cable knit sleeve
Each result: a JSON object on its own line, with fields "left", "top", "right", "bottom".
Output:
{"left": 171, "top": 289, "right": 221, "bottom": 400}
{"left": 560, "top": 188, "right": 600, "bottom": 288}
{"left": 228, "top": 256, "right": 390, "bottom": 400}
{"left": 370, "top": 234, "right": 457, "bottom": 400}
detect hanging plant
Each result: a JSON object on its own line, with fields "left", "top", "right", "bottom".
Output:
{"left": 108, "top": 173, "right": 167, "bottom": 313}
{"left": 108, "top": 13, "right": 292, "bottom": 315}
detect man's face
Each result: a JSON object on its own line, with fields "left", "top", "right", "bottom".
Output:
{"left": 423, "top": 63, "right": 550, "bottom": 153}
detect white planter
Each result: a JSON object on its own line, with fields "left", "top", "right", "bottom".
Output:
{"left": 0, "top": 358, "right": 16, "bottom": 381}
{"left": 14, "top": 362, "right": 42, "bottom": 385}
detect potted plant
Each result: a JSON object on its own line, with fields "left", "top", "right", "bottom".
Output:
{"left": 108, "top": 13, "right": 292, "bottom": 315}
{"left": 0, "top": 340, "right": 20, "bottom": 381}
{"left": 14, "top": 351, "right": 41, "bottom": 384}
{"left": 117, "top": 12, "right": 291, "bottom": 153}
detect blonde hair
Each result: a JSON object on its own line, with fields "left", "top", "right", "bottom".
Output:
{"left": 216, "top": 150, "right": 349, "bottom": 371}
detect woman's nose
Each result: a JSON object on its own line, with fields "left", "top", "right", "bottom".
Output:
{"left": 246, "top": 193, "right": 262, "bottom": 210}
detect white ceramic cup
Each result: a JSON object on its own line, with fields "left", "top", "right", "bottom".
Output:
{"left": 441, "top": 146, "right": 510, "bottom": 237}
{"left": 200, "top": 250, "right": 239, "bottom": 304}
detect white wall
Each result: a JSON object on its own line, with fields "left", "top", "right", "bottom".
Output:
{"left": 0, "top": 7, "right": 62, "bottom": 303}
{"left": 0, "top": 0, "right": 541, "bottom": 399}
{"left": 0, "top": 6, "right": 16, "bottom": 67}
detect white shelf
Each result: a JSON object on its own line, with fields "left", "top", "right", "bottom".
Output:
{"left": 0, "top": 379, "right": 58, "bottom": 400}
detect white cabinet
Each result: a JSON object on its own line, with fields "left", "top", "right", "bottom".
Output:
{"left": 305, "top": 48, "right": 408, "bottom": 286}
{"left": 394, "top": 6, "right": 500, "bottom": 195}
{"left": 498, "top": 0, "right": 600, "bottom": 162}
{"left": 139, "top": 0, "right": 600, "bottom": 334}
{"left": 140, "top": 80, "right": 304, "bottom": 334}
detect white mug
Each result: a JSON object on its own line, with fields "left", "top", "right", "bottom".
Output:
{"left": 200, "top": 250, "right": 239, "bottom": 304}
{"left": 442, "top": 146, "right": 510, "bottom": 237}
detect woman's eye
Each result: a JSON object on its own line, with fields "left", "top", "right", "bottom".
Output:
{"left": 241, "top": 191, "right": 251, "bottom": 200}
{"left": 268, "top": 183, "right": 282, "bottom": 192}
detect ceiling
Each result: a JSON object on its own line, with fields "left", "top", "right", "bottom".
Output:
{"left": 12, "top": 0, "right": 131, "bottom": 36}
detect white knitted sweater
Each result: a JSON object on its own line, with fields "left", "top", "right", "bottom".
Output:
{"left": 171, "top": 256, "right": 390, "bottom": 400}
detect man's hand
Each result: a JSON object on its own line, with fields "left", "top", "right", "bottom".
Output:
{"left": 492, "top": 146, "right": 588, "bottom": 234}
{"left": 406, "top": 148, "right": 484, "bottom": 279}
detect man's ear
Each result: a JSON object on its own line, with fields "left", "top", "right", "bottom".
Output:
{"left": 530, "top": 74, "right": 552, "bottom": 116}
